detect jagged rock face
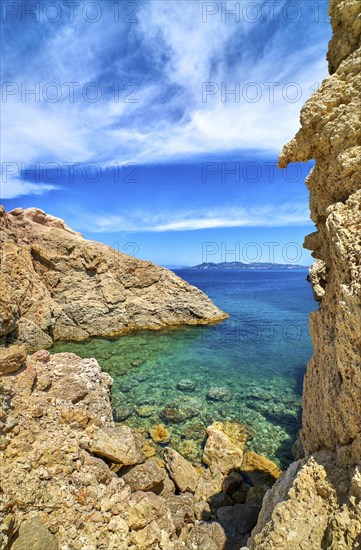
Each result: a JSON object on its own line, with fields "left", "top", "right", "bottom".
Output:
{"left": 279, "top": 0, "right": 361, "bottom": 462}
{"left": 249, "top": 0, "right": 361, "bottom": 547}
{"left": 0, "top": 207, "right": 227, "bottom": 352}
{"left": 250, "top": 451, "right": 361, "bottom": 549}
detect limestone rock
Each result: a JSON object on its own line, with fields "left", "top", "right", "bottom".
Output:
{"left": 195, "top": 467, "right": 224, "bottom": 503}
{"left": 165, "top": 494, "right": 195, "bottom": 531}
{"left": 216, "top": 503, "right": 260, "bottom": 538}
{"left": 241, "top": 451, "right": 281, "bottom": 485}
{"left": 163, "top": 447, "right": 199, "bottom": 493}
{"left": 129, "top": 520, "right": 161, "bottom": 549}
{"left": 0, "top": 207, "right": 227, "bottom": 352}
{"left": 11, "top": 517, "right": 59, "bottom": 550}
{"left": 177, "top": 521, "right": 227, "bottom": 550}
{"left": 248, "top": 452, "right": 361, "bottom": 549}
{"left": 250, "top": 0, "right": 361, "bottom": 545}
{"left": 0, "top": 344, "right": 26, "bottom": 375}
{"left": 90, "top": 426, "right": 146, "bottom": 465}
{"left": 122, "top": 460, "right": 167, "bottom": 493}
{"left": 203, "top": 421, "right": 247, "bottom": 474}
{"left": 0, "top": 349, "right": 272, "bottom": 548}
{"left": 277, "top": 0, "right": 361, "bottom": 464}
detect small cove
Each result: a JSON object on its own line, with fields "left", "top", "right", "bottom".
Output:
{"left": 52, "top": 269, "right": 315, "bottom": 469}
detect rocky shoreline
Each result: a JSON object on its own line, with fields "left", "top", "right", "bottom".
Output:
{"left": 0, "top": 348, "right": 280, "bottom": 549}
{"left": 0, "top": 206, "right": 227, "bottom": 353}
{"left": 1, "top": 0, "right": 360, "bottom": 548}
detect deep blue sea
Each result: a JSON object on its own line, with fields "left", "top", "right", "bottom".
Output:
{"left": 52, "top": 269, "right": 315, "bottom": 469}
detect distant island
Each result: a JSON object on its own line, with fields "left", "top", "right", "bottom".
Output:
{"left": 189, "top": 262, "right": 310, "bottom": 270}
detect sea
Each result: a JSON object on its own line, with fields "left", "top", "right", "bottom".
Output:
{"left": 52, "top": 269, "right": 316, "bottom": 469}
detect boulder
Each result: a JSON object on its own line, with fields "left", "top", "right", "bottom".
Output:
{"left": 203, "top": 421, "right": 247, "bottom": 473}
{"left": 122, "top": 460, "right": 167, "bottom": 493}
{"left": 195, "top": 468, "right": 223, "bottom": 503}
{"left": 165, "top": 494, "right": 195, "bottom": 531}
{"left": 161, "top": 406, "right": 196, "bottom": 423}
{"left": 242, "top": 451, "right": 281, "bottom": 485}
{"left": 11, "top": 518, "right": 58, "bottom": 550}
{"left": 90, "top": 426, "right": 146, "bottom": 465}
{"left": 163, "top": 448, "right": 199, "bottom": 493}
{"left": 129, "top": 520, "right": 161, "bottom": 549}
{"left": 124, "top": 491, "right": 171, "bottom": 532}
{"left": 222, "top": 471, "right": 243, "bottom": 494}
{"left": 179, "top": 522, "right": 227, "bottom": 550}
{"left": 0, "top": 344, "right": 26, "bottom": 375}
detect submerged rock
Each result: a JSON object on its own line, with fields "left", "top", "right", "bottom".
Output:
{"left": 183, "top": 421, "right": 206, "bottom": 440}
{"left": 206, "top": 387, "right": 230, "bottom": 402}
{"left": 112, "top": 404, "right": 133, "bottom": 422}
{"left": 176, "top": 379, "right": 196, "bottom": 392}
{"left": 161, "top": 406, "right": 196, "bottom": 424}
{"left": 136, "top": 405, "right": 155, "bottom": 418}
{"left": 149, "top": 424, "right": 171, "bottom": 444}
{"left": 178, "top": 439, "right": 199, "bottom": 462}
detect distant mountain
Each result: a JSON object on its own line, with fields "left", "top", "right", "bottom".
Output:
{"left": 190, "top": 262, "right": 310, "bottom": 270}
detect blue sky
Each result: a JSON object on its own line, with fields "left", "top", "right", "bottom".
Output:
{"left": 1, "top": 0, "right": 332, "bottom": 265}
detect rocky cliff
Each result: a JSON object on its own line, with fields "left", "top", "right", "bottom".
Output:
{"left": 249, "top": 0, "right": 361, "bottom": 547}
{"left": 0, "top": 207, "right": 227, "bottom": 352}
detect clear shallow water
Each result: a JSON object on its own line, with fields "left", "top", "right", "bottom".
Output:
{"left": 52, "top": 269, "right": 315, "bottom": 469}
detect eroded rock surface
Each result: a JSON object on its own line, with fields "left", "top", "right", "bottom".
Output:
{"left": 0, "top": 206, "right": 227, "bottom": 352}
{"left": 249, "top": 1, "right": 361, "bottom": 547}
{"left": 0, "top": 351, "right": 278, "bottom": 549}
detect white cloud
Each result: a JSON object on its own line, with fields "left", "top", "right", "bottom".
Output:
{"left": 1, "top": 0, "right": 330, "bottom": 198}
{"left": 1, "top": 177, "right": 59, "bottom": 199}
{"left": 72, "top": 202, "right": 310, "bottom": 233}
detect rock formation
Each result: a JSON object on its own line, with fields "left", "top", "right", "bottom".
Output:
{"left": 0, "top": 350, "right": 278, "bottom": 549}
{"left": 0, "top": 207, "right": 227, "bottom": 352}
{"left": 249, "top": 0, "right": 361, "bottom": 547}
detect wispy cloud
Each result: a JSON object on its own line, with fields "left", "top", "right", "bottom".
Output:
{"left": 1, "top": 178, "right": 59, "bottom": 199}
{"left": 1, "top": 0, "right": 331, "bottom": 198}
{"left": 72, "top": 202, "right": 310, "bottom": 233}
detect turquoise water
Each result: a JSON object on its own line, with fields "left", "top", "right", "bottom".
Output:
{"left": 52, "top": 269, "right": 315, "bottom": 469}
